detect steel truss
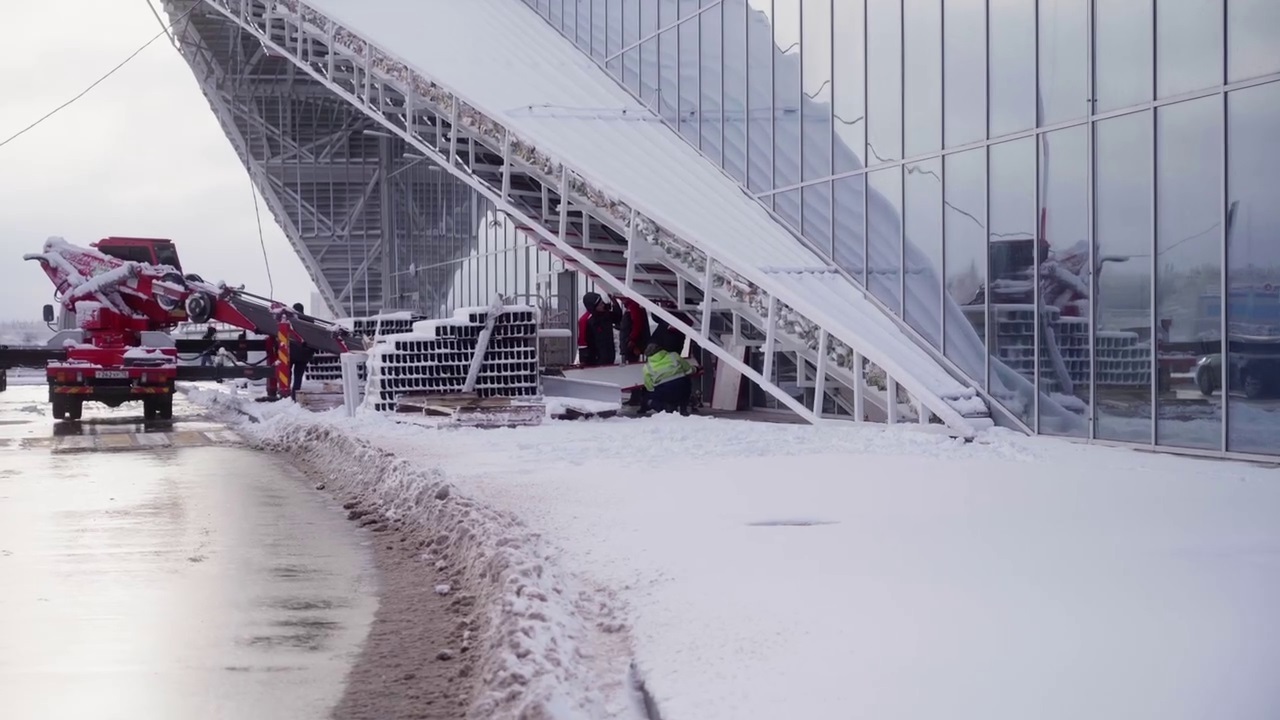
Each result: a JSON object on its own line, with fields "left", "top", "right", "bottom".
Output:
{"left": 169, "top": 0, "right": 992, "bottom": 436}
{"left": 162, "top": 0, "right": 479, "bottom": 318}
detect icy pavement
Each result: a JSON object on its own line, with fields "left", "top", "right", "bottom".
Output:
{"left": 0, "top": 385, "right": 378, "bottom": 719}
{"left": 187, "top": 384, "right": 1280, "bottom": 720}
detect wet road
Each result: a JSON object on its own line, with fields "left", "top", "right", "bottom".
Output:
{"left": 0, "top": 383, "right": 377, "bottom": 719}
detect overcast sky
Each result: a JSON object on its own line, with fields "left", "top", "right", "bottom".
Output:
{"left": 0, "top": 0, "right": 316, "bottom": 322}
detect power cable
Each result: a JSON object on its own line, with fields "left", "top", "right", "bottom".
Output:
{"left": 0, "top": 2, "right": 198, "bottom": 151}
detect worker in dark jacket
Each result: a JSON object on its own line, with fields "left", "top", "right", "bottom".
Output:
{"left": 288, "top": 302, "right": 316, "bottom": 396}
{"left": 617, "top": 297, "right": 650, "bottom": 363}
{"left": 576, "top": 291, "right": 622, "bottom": 367}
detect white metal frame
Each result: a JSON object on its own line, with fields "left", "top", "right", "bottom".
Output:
{"left": 172, "top": 0, "right": 995, "bottom": 436}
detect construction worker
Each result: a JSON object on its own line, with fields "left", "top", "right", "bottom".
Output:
{"left": 576, "top": 292, "right": 622, "bottom": 367}
{"left": 289, "top": 302, "right": 315, "bottom": 397}
{"left": 617, "top": 297, "right": 650, "bottom": 364}
{"left": 641, "top": 341, "right": 694, "bottom": 416}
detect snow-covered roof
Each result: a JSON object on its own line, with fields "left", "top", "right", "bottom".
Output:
{"left": 305, "top": 0, "right": 984, "bottom": 419}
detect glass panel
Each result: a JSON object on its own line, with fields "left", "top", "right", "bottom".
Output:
{"left": 660, "top": 28, "right": 680, "bottom": 125}
{"left": 679, "top": 15, "right": 701, "bottom": 145}
{"left": 832, "top": 0, "right": 866, "bottom": 174}
{"left": 833, "top": 174, "right": 867, "bottom": 283}
{"left": 623, "top": 47, "right": 642, "bottom": 96}
{"left": 1155, "top": 0, "right": 1222, "bottom": 99}
{"left": 1037, "top": 0, "right": 1088, "bottom": 126}
{"left": 1095, "top": 111, "right": 1154, "bottom": 444}
{"left": 904, "top": 0, "right": 942, "bottom": 156}
{"left": 723, "top": 0, "right": 749, "bottom": 184}
{"left": 746, "top": 3, "right": 775, "bottom": 192}
{"left": 700, "top": 5, "right": 724, "bottom": 163}
{"left": 1229, "top": 0, "right": 1280, "bottom": 83}
{"left": 1095, "top": 0, "right": 1153, "bottom": 112}
{"left": 1037, "top": 125, "right": 1090, "bottom": 436}
{"left": 944, "top": 148, "right": 987, "bottom": 385}
{"left": 803, "top": 181, "right": 834, "bottom": 255}
{"left": 774, "top": 0, "right": 803, "bottom": 188}
{"left": 943, "top": 0, "right": 986, "bottom": 148}
{"left": 1155, "top": 96, "right": 1222, "bottom": 450}
{"left": 905, "top": 158, "right": 943, "bottom": 346}
{"left": 867, "top": 0, "right": 903, "bottom": 164}
{"left": 867, "top": 166, "right": 903, "bottom": 312}
{"left": 604, "top": 0, "right": 623, "bottom": 59}
{"left": 621, "top": 0, "right": 641, "bottom": 88}
{"left": 549, "top": 0, "right": 562, "bottom": 29}
{"left": 640, "top": 2, "right": 659, "bottom": 104}
{"left": 989, "top": 0, "right": 1036, "bottom": 137}
{"left": 1226, "top": 82, "right": 1280, "bottom": 455}
{"left": 776, "top": 189, "right": 803, "bottom": 235}
{"left": 801, "top": 0, "right": 833, "bottom": 181}
{"left": 987, "top": 136, "right": 1038, "bottom": 427}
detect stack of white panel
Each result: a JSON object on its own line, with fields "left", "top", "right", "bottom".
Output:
{"left": 365, "top": 305, "right": 541, "bottom": 413}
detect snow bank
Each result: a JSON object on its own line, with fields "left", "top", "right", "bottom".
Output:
{"left": 184, "top": 386, "right": 646, "bottom": 720}
{"left": 186, "top": 384, "right": 1280, "bottom": 720}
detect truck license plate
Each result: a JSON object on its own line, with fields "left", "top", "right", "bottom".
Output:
{"left": 96, "top": 370, "right": 129, "bottom": 379}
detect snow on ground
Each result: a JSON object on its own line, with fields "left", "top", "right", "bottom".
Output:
{"left": 185, "top": 384, "right": 1280, "bottom": 720}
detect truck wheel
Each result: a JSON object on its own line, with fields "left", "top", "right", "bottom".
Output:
{"left": 67, "top": 399, "right": 83, "bottom": 421}
{"left": 51, "top": 395, "right": 66, "bottom": 420}
{"left": 143, "top": 398, "right": 157, "bottom": 421}
{"left": 158, "top": 394, "right": 174, "bottom": 420}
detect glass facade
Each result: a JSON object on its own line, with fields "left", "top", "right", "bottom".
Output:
{"left": 497, "top": 0, "right": 1280, "bottom": 456}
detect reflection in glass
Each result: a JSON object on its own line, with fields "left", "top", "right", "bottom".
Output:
{"left": 679, "top": 19, "right": 701, "bottom": 144}
{"left": 1226, "top": 82, "right": 1280, "bottom": 455}
{"left": 868, "top": 166, "right": 904, "bottom": 312}
{"left": 746, "top": 3, "right": 775, "bottom": 192}
{"left": 944, "top": 148, "right": 987, "bottom": 385}
{"left": 700, "top": 5, "right": 723, "bottom": 163}
{"left": 867, "top": 0, "right": 903, "bottom": 163}
{"left": 1156, "top": 96, "right": 1222, "bottom": 450}
{"left": 1229, "top": 0, "right": 1280, "bottom": 83}
{"left": 905, "top": 159, "right": 942, "bottom": 346}
{"left": 904, "top": 0, "right": 942, "bottom": 156}
{"left": 988, "top": 137, "right": 1037, "bottom": 426}
{"left": 620, "top": 0, "right": 641, "bottom": 88}
{"left": 660, "top": 28, "right": 680, "bottom": 125}
{"left": 803, "top": 181, "right": 834, "bottom": 256}
{"left": 1094, "top": 111, "right": 1154, "bottom": 444}
{"left": 640, "top": 2, "right": 659, "bottom": 102}
{"left": 776, "top": 189, "right": 802, "bottom": 237}
{"left": 801, "top": 0, "right": 832, "bottom": 181}
{"left": 722, "top": 0, "right": 748, "bottom": 184}
{"left": 990, "top": 0, "right": 1036, "bottom": 137}
{"left": 1037, "top": 125, "right": 1090, "bottom": 436}
{"left": 943, "top": 0, "right": 986, "bottom": 148}
{"left": 833, "top": 175, "right": 867, "bottom": 284}
{"left": 1155, "top": 0, "right": 1222, "bottom": 99}
{"left": 774, "top": 0, "right": 802, "bottom": 187}
{"left": 1096, "top": 0, "right": 1153, "bottom": 112}
{"left": 1037, "top": 0, "right": 1088, "bottom": 126}
{"left": 832, "top": 0, "right": 866, "bottom": 173}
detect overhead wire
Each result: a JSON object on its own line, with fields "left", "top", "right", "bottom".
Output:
{"left": 0, "top": 2, "right": 198, "bottom": 151}
{"left": 142, "top": 0, "right": 274, "bottom": 297}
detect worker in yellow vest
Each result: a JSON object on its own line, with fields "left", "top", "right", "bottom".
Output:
{"left": 641, "top": 342, "right": 694, "bottom": 416}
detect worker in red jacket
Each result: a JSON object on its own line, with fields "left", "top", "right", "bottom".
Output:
{"left": 617, "top": 297, "right": 650, "bottom": 363}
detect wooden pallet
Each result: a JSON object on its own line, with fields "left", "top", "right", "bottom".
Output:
{"left": 394, "top": 392, "right": 545, "bottom": 427}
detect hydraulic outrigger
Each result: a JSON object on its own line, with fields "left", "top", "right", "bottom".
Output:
{"left": 0, "top": 236, "right": 365, "bottom": 420}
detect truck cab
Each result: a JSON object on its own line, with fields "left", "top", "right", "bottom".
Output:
{"left": 92, "top": 237, "right": 183, "bottom": 272}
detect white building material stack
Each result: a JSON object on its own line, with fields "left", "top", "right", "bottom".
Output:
{"left": 363, "top": 304, "right": 541, "bottom": 413}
